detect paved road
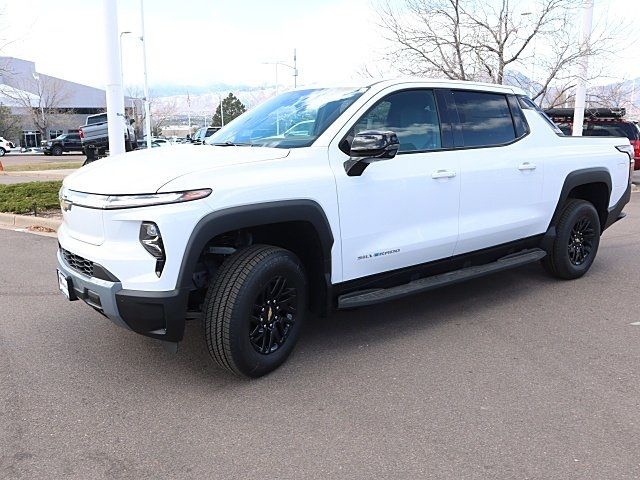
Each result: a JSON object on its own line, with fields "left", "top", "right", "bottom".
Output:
{"left": 2, "top": 198, "right": 640, "bottom": 479}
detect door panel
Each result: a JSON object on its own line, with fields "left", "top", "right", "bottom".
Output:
{"left": 451, "top": 91, "right": 545, "bottom": 255}
{"left": 329, "top": 88, "right": 460, "bottom": 282}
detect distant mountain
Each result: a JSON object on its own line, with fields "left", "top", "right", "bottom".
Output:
{"left": 149, "top": 82, "right": 255, "bottom": 97}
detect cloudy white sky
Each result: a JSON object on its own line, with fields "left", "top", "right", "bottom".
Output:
{"left": 2, "top": 0, "right": 639, "bottom": 92}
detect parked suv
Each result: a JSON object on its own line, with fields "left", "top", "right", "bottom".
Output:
{"left": 43, "top": 132, "right": 83, "bottom": 156}
{"left": 191, "top": 126, "right": 221, "bottom": 144}
{"left": 57, "top": 80, "right": 632, "bottom": 377}
{"left": 546, "top": 107, "right": 640, "bottom": 169}
{"left": 0, "top": 137, "right": 15, "bottom": 156}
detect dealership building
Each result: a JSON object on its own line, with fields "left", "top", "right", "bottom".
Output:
{"left": 0, "top": 56, "right": 133, "bottom": 147}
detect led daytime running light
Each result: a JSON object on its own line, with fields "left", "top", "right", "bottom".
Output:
{"left": 59, "top": 188, "right": 212, "bottom": 210}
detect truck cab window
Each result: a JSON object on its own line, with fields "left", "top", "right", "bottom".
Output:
{"left": 352, "top": 89, "right": 442, "bottom": 153}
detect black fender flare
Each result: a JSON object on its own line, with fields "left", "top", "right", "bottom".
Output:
{"left": 542, "top": 167, "right": 612, "bottom": 249}
{"left": 175, "top": 200, "right": 335, "bottom": 290}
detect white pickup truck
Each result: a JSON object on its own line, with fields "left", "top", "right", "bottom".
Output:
{"left": 57, "top": 79, "right": 633, "bottom": 377}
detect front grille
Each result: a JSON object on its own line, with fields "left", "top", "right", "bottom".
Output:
{"left": 60, "top": 247, "right": 94, "bottom": 277}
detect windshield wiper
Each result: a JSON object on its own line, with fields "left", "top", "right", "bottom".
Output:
{"left": 210, "top": 141, "right": 253, "bottom": 147}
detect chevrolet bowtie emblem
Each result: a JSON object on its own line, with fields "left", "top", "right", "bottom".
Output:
{"left": 61, "top": 198, "right": 72, "bottom": 212}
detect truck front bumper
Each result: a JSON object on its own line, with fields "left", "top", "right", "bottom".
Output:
{"left": 56, "top": 249, "right": 189, "bottom": 342}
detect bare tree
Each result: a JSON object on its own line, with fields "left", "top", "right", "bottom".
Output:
{"left": 377, "top": 0, "right": 627, "bottom": 106}
{"left": 0, "top": 74, "right": 70, "bottom": 138}
{"left": 149, "top": 95, "right": 179, "bottom": 137}
{"left": 0, "top": 103, "right": 21, "bottom": 142}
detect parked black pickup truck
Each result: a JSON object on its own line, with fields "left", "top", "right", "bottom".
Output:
{"left": 43, "top": 132, "right": 83, "bottom": 156}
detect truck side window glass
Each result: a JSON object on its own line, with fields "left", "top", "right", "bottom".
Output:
{"left": 452, "top": 91, "right": 516, "bottom": 147}
{"left": 352, "top": 90, "right": 442, "bottom": 153}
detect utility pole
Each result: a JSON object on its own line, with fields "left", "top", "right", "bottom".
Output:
{"left": 293, "top": 48, "right": 298, "bottom": 88}
{"left": 103, "top": 0, "right": 126, "bottom": 155}
{"left": 140, "top": 0, "right": 152, "bottom": 147}
{"left": 572, "top": 0, "right": 594, "bottom": 137}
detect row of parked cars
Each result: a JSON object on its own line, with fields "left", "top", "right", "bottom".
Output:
{"left": 40, "top": 112, "right": 222, "bottom": 158}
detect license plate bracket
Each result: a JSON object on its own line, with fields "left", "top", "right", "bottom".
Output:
{"left": 57, "top": 270, "right": 77, "bottom": 301}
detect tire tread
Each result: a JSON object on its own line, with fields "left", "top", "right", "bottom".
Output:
{"left": 204, "top": 245, "right": 286, "bottom": 376}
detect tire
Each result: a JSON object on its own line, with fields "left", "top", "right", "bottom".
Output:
{"left": 542, "top": 199, "right": 601, "bottom": 280}
{"left": 0, "top": 147, "right": 5, "bottom": 157}
{"left": 125, "top": 139, "right": 132, "bottom": 152}
{"left": 203, "top": 245, "right": 307, "bottom": 378}
{"left": 51, "top": 145, "right": 63, "bottom": 156}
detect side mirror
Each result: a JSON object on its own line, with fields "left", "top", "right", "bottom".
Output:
{"left": 344, "top": 130, "right": 400, "bottom": 176}
{"left": 129, "top": 118, "right": 135, "bottom": 125}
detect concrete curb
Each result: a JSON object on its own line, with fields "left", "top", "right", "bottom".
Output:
{"left": 0, "top": 212, "right": 61, "bottom": 230}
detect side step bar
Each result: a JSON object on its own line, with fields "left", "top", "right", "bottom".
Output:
{"left": 338, "top": 248, "right": 547, "bottom": 309}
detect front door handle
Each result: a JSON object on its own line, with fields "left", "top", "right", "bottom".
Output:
{"left": 431, "top": 169, "right": 457, "bottom": 179}
{"left": 518, "top": 162, "right": 537, "bottom": 171}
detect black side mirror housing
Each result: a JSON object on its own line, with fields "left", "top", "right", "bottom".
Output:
{"left": 344, "top": 130, "right": 400, "bottom": 176}
{"left": 129, "top": 118, "right": 135, "bottom": 125}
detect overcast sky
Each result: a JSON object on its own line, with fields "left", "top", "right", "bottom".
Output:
{"left": 2, "top": 0, "right": 639, "bottom": 92}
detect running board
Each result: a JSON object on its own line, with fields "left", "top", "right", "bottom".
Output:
{"left": 337, "top": 248, "right": 547, "bottom": 309}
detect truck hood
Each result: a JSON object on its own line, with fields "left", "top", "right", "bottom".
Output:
{"left": 63, "top": 145, "right": 289, "bottom": 194}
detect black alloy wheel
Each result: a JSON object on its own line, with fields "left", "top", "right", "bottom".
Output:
{"left": 567, "top": 216, "right": 596, "bottom": 266}
{"left": 249, "top": 275, "right": 297, "bottom": 355}
{"left": 541, "top": 199, "right": 601, "bottom": 280}
{"left": 204, "top": 245, "right": 307, "bottom": 377}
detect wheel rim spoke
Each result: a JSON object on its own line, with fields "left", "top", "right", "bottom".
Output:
{"left": 249, "top": 275, "right": 297, "bottom": 355}
{"left": 568, "top": 215, "right": 596, "bottom": 266}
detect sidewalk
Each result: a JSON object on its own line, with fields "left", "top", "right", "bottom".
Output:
{"left": 0, "top": 212, "right": 61, "bottom": 237}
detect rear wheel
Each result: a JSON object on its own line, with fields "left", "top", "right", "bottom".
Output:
{"left": 542, "top": 199, "right": 600, "bottom": 279}
{"left": 203, "top": 245, "right": 307, "bottom": 377}
{"left": 0, "top": 147, "right": 6, "bottom": 157}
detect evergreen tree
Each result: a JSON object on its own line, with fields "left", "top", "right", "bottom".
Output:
{"left": 212, "top": 93, "right": 246, "bottom": 127}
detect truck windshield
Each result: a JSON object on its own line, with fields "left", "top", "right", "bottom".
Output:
{"left": 207, "top": 87, "right": 367, "bottom": 148}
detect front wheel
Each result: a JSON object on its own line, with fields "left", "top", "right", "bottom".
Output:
{"left": 0, "top": 147, "right": 5, "bottom": 157}
{"left": 203, "top": 245, "right": 307, "bottom": 378}
{"left": 542, "top": 199, "right": 601, "bottom": 279}
{"left": 51, "top": 145, "right": 63, "bottom": 156}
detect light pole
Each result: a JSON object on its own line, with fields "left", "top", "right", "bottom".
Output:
{"left": 262, "top": 49, "right": 299, "bottom": 94}
{"left": 139, "top": 0, "right": 152, "bottom": 147}
{"left": 119, "top": 31, "right": 131, "bottom": 86}
{"left": 216, "top": 93, "right": 224, "bottom": 127}
{"left": 572, "top": 0, "right": 595, "bottom": 136}
{"left": 102, "top": 0, "right": 126, "bottom": 155}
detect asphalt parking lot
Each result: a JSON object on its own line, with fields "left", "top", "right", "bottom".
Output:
{"left": 1, "top": 197, "right": 640, "bottom": 479}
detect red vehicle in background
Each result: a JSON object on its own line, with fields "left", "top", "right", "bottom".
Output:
{"left": 546, "top": 108, "right": 640, "bottom": 170}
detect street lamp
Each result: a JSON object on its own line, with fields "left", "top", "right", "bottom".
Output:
{"left": 119, "top": 31, "right": 131, "bottom": 86}
{"left": 139, "top": 0, "right": 152, "bottom": 148}
{"left": 262, "top": 48, "right": 299, "bottom": 94}
{"left": 216, "top": 93, "right": 224, "bottom": 127}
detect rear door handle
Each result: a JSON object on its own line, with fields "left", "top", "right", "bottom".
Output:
{"left": 431, "top": 169, "right": 457, "bottom": 179}
{"left": 518, "top": 162, "right": 537, "bottom": 171}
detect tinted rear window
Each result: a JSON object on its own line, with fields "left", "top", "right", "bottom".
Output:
{"left": 452, "top": 91, "right": 516, "bottom": 147}
{"left": 87, "top": 114, "right": 107, "bottom": 125}
{"left": 583, "top": 122, "right": 639, "bottom": 140}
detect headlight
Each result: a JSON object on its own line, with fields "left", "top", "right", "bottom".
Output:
{"left": 140, "top": 221, "right": 165, "bottom": 276}
{"left": 58, "top": 188, "right": 212, "bottom": 210}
